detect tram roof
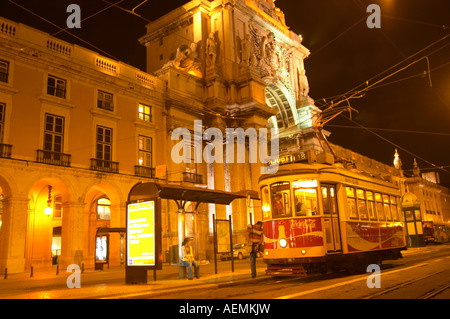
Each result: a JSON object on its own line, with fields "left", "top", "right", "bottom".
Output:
{"left": 128, "top": 182, "right": 259, "bottom": 205}
{"left": 260, "top": 162, "right": 401, "bottom": 191}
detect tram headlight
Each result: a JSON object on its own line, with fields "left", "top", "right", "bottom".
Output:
{"left": 279, "top": 238, "right": 288, "bottom": 248}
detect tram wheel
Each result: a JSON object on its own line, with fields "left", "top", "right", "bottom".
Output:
{"left": 319, "top": 263, "right": 328, "bottom": 275}
{"left": 348, "top": 260, "right": 366, "bottom": 274}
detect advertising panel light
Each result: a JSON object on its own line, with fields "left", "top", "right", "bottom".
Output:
{"left": 127, "top": 201, "right": 155, "bottom": 267}
{"left": 95, "top": 235, "right": 108, "bottom": 263}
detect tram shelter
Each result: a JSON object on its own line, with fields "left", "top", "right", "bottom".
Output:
{"left": 126, "top": 182, "right": 259, "bottom": 283}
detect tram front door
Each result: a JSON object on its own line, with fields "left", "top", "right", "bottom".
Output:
{"left": 321, "top": 184, "right": 342, "bottom": 252}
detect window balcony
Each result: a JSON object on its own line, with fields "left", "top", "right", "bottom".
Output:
{"left": 0, "top": 143, "right": 12, "bottom": 158}
{"left": 135, "top": 165, "right": 155, "bottom": 178}
{"left": 90, "top": 158, "right": 119, "bottom": 173}
{"left": 182, "top": 172, "right": 203, "bottom": 184}
{"left": 36, "top": 149, "right": 71, "bottom": 167}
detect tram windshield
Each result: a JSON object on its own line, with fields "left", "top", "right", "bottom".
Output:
{"left": 292, "top": 180, "right": 318, "bottom": 217}
{"left": 270, "top": 182, "right": 291, "bottom": 218}
{"left": 263, "top": 179, "right": 319, "bottom": 219}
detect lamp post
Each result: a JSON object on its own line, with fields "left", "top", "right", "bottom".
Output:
{"left": 44, "top": 185, "right": 53, "bottom": 216}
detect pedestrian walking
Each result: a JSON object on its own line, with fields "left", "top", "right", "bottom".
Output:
{"left": 246, "top": 221, "right": 264, "bottom": 278}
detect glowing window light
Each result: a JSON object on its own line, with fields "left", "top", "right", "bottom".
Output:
{"left": 292, "top": 180, "right": 318, "bottom": 188}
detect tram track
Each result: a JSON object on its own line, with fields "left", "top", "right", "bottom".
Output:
{"left": 362, "top": 269, "right": 446, "bottom": 299}
{"left": 418, "top": 282, "right": 450, "bottom": 299}
{"left": 108, "top": 250, "right": 450, "bottom": 299}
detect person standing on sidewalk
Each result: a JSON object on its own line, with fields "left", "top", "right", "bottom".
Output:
{"left": 181, "top": 238, "right": 199, "bottom": 280}
{"left": 246, "top": 221, "right": 264, "bottom": 278}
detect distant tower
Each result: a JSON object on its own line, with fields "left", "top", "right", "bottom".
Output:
{"left": 393, "top": 149, "right": 402, "bottom": 170}
{"left": 413, "top": 158, "right": 421, "bottom": 177}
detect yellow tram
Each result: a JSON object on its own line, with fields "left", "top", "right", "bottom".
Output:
{"left": 260, "top": 153, "right": 407, "bottom": 275}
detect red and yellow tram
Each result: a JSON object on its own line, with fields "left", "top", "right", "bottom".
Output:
{"left": 260, "top": 155, "right": 407, "bottom": 275}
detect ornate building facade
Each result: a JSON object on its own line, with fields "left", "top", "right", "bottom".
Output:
{"left": 0, "top": 0, "right": 321, "bottom": 274}
{"left": 1, "top": 0, "right": 447, "bottom": 274}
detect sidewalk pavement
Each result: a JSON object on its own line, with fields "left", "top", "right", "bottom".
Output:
{"left": 1, "top": 244, "right": 449, "bottom": 299}
{"left": 0, "top": 258, "right": 268, "bottom": 299}
{"left": 400, "top": 242, "right": 450, "bottom": 257}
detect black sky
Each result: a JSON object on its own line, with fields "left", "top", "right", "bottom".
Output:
{"left": 1, "top": 0, "right": 449, "bottom": 183}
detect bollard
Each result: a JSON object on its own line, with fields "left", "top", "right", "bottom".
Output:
{"left": 81, "top": 263, "right": 84, "bottom": 274}
{"left": 4, "top": 268, "right": 7, "bottom": 279}
{"left": 30, "top": 266, "right": 34, "bottom": 277}
{"left": 56, "top": 265, "right": 59, "bottom": 275}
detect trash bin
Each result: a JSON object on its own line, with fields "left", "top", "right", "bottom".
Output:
{"left": 169, "top": 245, "right": 179, "bottom": 264}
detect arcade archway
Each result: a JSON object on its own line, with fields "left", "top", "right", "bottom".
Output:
{"left": 265, "top": 83, "right": 298, "bottom": 134}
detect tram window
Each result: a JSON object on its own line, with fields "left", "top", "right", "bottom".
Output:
{"left": 321, "top": 187, "right": 329, "bottom": 214}
{"left": 375, "top": 193, "right": 385, "bottom": 220}
{"left": 346, "top": 187, "right": 358, "bottom": 219}
{"left": 357, "top": 189, "right": 368, "bottom": 220}
{"left": 396, "top": 198, "right": 402, "bottom": 222}
{"left": 329, "top": 187, "right": 336, "bottom": 214}
{"left": 261, "top": 186, "right": 271, "bottom": 220}
{"left": 270, "top": 182, "right": 291, "bottom": 218}
{"left": 294, "top": 180, "right": 318, "bottom": 216}
{"left": 383, "top": 194, "right": 392, "bottom": 220}
{"left": 366, "top": 191, "right": 376, "bottom": 220}
{"left": 405, "top": 210, "right": 414, "bottom": 221}
{"left": 390, "top": 196, "right": 399, "bottom": 221}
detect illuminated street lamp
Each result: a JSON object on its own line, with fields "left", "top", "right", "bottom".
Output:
{"left": 44, "top": 185, "right": 53, "bottom": 216}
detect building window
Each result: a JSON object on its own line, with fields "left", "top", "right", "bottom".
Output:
{"left": 44, "top": 114, "right": 64, "bottom": 154}
{"left": 97, "top": 197, "right": 111, "bottom": 220}
{"left": 0, "top": 60, "right": 9, "bottom": 83}
{"left": 52, "top": 226, "right": 61, "bottom": 265}
{"left": 96, "top": 126, "right": 112, "bottom": 161}
{"left": 53, "top": 195, "right": 63, "bottom": 218}
{"left": 138, "top": 135, "right": 152, "bottom": 167}
{"left": 97, "top": 90, "right": 114, "bottom": 111}
{"left": 47, "top": 75, "right": 66, "bottom": 99}
{"left": 138, "top": 103, "right": 152, "bottom": 122}
{"left": 0, "top": 103, "right": 5, "bottom": 143}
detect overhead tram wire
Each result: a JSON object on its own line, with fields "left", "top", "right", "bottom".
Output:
{"left": 321, "top": 33, "right": 450, "bottom": 110}
{"left": 315, "top": 32, "right": 449, "bottom": 115}
{"left": 308, "top": 15, "right": 367, "bottom": 58}
{"left": 326, "top": 125, "right": 450, "bottom": 137}
{"left": 101, "top": 0, "right": 152, "bottom": 23}
{"left": 315, "top": 59, "right": 450, "bottom": 108}
{"left": 50, "top": 0, "right": 126, "bottom": 37}
{"left": 382, "top": 14, "right": 449, "bottom": 30}
{"left": 336, "top": 114, "right": 450, "bottom": 176}
{"left": 7, "top": 0, "right": 227, "bottom": 123}
{"left": 7, "top": 0, "right": 121, "bottom": 61}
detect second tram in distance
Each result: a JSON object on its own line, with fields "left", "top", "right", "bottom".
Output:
{"left": 260, "top": 152, "right": 407, "bottom": 275}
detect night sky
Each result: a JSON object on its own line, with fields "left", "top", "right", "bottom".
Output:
{"left": 1, "top": 0, "right": 449, "bottom": 184}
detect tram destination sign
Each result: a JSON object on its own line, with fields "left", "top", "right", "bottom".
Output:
{"left": 268, "top": 150, "right": 311, "bottom": 166}
{"left": 127, "top": 201, "right": 156, "bottom": 267}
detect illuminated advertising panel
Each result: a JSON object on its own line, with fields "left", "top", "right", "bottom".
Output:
{"left": 127, "top": 201, "right": 155, "bottom": 267}
{"left": 95, "top": 235, "right": 108, "bottom": 263}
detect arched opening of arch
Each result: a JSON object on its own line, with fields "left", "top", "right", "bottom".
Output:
{"left": 84, "top": 184, "right": 124, "bottom": 269}
{"left": 265, "top": 83, "right": 298, "bottom": 135}
{"left": 26, "top": 177, "right": 71, "bottom": 269}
